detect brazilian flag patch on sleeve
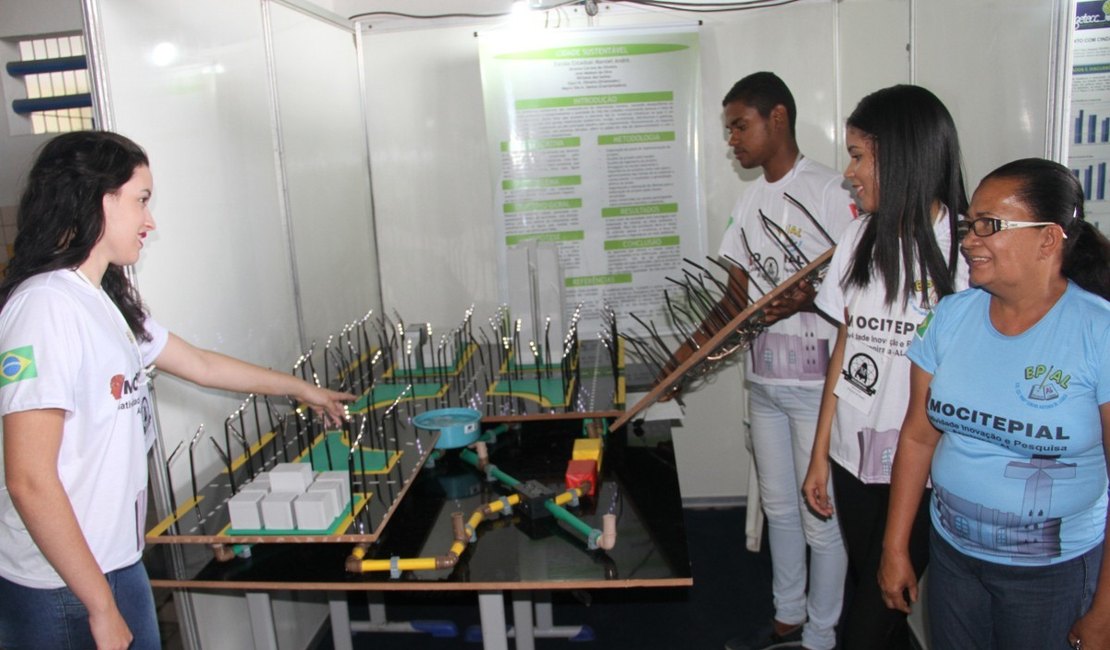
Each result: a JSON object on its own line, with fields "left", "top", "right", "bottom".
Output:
{"left": 915, "top": 311, "right": 934, "bottom": 339}
{"left": 0, "top": 346, "right": 37, "bottom": 386}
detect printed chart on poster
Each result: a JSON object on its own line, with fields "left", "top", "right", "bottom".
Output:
{"left": 1070, "top": 1, "right": 1110, "bottom": 232}
{"left": 479, "top": 27, "right": 705, "bottom": 335}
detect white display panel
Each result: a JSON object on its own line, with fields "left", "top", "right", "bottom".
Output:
{"left": 268, "top": 2, "right": 380, "bottom": 347}
{"left": 363, "top": 24, "right": 503, "bottom": 328}
{"left": 913, "top": 0, "right": 1064, "bottom": 186}
{"left": 86, "top": 1, "right": 327, "bottom": 645}
{"left": 90, "top": 0, "right": 300, "bottom": 488}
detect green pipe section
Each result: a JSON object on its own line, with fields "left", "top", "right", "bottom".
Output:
{"left": 545, "top": 500, "right": 595, "bottom": 538}
{"left": 478, "top": 424, "right": 509, "bottom": 444}
{"left": 459, "top": 448, "right": 521, "bottom": 487}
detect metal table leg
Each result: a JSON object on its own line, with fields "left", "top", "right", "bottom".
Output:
{"left": 510, "top": 591, "right": 535, "bottom": 650}
{"left": 245, "top": 592, "right": 278, "bottom": 650}
{"left": 328, "top": 592, "right": 354, "bottom": 650}
{"left": 478, "top": 591, "right": 510, "bottom": 650}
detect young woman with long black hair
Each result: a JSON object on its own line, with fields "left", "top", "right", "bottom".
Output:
{"left": 800, "top": 84, "right": 969, "bottom": 649}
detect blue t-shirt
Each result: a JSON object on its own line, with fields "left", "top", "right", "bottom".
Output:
{"left": 908, "top": 283, "right": 1110, "bottom": 566}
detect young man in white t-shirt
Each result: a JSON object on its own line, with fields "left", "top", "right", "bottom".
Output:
{"left": 670, "top": 72, "right": 856, "bottom": 650}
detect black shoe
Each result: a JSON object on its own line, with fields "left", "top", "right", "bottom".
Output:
{"left": 723, "top": 622, "right": 804, "bottom": 650}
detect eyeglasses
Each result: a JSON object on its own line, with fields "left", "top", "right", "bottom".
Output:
{"left": 956, "top": 218, "right": 1063, "bottom": 240}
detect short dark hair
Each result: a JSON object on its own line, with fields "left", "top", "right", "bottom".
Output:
{"left": 843, "top": 84, "right": 968, "bottom": 307}
{"left": 721, "top": 71, "right": 796, "bottom": 137}
{"left": 1, "top": 130, "right": 152, "bottom": 339}
{"left": 982, "top": 158, "right": 1110, "bottom": 300}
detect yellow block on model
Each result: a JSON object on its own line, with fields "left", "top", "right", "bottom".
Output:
{"left": 572, "top": 437, "right": 602, "bottom": 473}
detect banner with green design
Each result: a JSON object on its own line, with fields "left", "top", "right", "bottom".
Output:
{"left": 479, "top": 27, "right": 705, "bottom": 335}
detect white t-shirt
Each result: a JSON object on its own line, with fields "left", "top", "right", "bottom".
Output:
{"left": 815, "top": 213, "right": 967, "bottom": 483}
{"left": 0, "top": 269, "right": 168, "bottom": 588}
{"left": 719, "top": 156, "right": 858, "bottom": 386}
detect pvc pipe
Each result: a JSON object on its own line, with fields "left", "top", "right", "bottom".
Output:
{"left": 459, "top": 448, "right": 520, "bottom": 487}
{"left": 349, "top": 451, "right": 611, "bottom": 575}
{"left": 598, "top": 513, "right": 617, "bottom": 550}
{"left": 545, "top": 500, "right": 594, "bottom": 539}
{"left": 347, "top": 493, "right": 522, "bottom": 574}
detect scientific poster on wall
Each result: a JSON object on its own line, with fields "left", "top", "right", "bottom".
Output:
{"left": 1069, "top": 1, "right": 1110, "bottom": 232}
{"left": 478, "top": 27, "right": 704, "bottom": 336}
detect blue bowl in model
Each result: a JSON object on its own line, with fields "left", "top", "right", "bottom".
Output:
{"left": 412, "top": 408, "right": 482, "bottom": 449}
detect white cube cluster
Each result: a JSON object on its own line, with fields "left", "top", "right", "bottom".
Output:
{"left": 227, "top": 464, "right": 351, "bottom": 531}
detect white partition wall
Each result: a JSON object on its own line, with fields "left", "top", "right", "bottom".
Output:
{"left": 362, "top": 24, "right": 503, "bottom": 325}
{"left": 84, "top": 0, "right": 375, "bottom": 647}
{"left": 268, "top": 2, "right": 380, "bottom": 347}
{"left": 86, "top": 0, "right": 378, "bottom": 511}
{"left": 88, "top": 0, "right": 301, "bottom": 510}
{"left": 912, "top": 0, "right": 1068, "bottom": 187}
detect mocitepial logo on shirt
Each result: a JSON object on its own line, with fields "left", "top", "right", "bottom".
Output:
{"left": 110, "top": 369, "right": 143, "bottom": 400}
{"left": 0, "top": 346, "right": 37, "bottom": 386}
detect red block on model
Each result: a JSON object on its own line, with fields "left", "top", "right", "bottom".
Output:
{"left": 565, "top": 459, "right": 597, "bottom": 498}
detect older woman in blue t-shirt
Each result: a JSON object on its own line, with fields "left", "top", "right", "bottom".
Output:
{"left": 879, "top": 158, "right": 1110, "bottom": 650}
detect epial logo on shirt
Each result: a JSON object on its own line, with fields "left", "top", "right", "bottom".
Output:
{"left": 110, "top": 369, "right": 144, "bottom": 400}
{"left": 1021, "top": 364, "right": 1071, "bottom": 404}
{"left": 0, "top": 346, "right": 37, "bottom": 386}
{"left": 910, "top": 279, "right": 940, "bottom": 317}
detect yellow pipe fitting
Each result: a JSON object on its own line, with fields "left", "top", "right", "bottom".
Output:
{"left": 552, "top": 484, "right": 588, "bottom": 506}
{"left": 359, "top": 557, "right": 439, "bottom": 573}
{"left": 345, "top": 543, "right": 371, "bottom": 573}
{"left": 468, "top": 512, "right": 485, "bottom": 532}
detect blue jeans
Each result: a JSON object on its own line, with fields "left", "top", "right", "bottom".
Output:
{"left": 928, "top": 528, "right": 1101, "bottom": 650}
{"left": 0, "top": 560, "right": 161, "bottom": 649}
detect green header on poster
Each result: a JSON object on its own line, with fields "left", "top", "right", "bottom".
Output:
{"left": 601, "top": 203, "right": 678, "bottom": 218}
{"left": 503, "top": 198, "right": 583, "bottom": 213}
{"left": 598, "top": 131, "right": 675, "bottom": 145}
{"left": 503, "top": 176, "right": 582, "bottom": 190}
{"left": 603, "top": 235, "right": 680, "bottom": 250}
{"left": 516, "top": 91, "right": 672, "bottom": 110}
{"left": 497, "top": 44, "right": 688, "bottom": 60}
{"left": 565, "top": 273, "right": 633, "bottom": 287}
{"left": 505, "top": 230, "right": 585, "bottom": 245}
{"left": 500, "top": 137, "right": 580, "bottom": 151}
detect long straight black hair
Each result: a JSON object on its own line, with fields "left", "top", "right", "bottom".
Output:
{"left": 1, "top": 131, "right": 151, "bottom": 340}
{"left": 844, "top": 85, "right": 967, "bottom": 307}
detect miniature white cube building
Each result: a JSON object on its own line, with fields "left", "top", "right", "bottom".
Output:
{"left": 293, "top": 492, "right": 334, "bottom": 530}
{"left": 228, "top": 491, "right": 267, "bottom": 530}
{"left": 314, "top": 471, "right": 351, "bottom": 507}
{"left": 268, "top": 463, "right": 314, "bottom": 494}
{"left": 260, "top": 491, "right": 298, "bottom": 529}
{"left": 307, "top": 481, "right": 343, "bottom": 520}
{"left": 238, "top": 479, "right": 271, "bottom": 496}
{"left": 247, "top": 472, "right": 271, "bottom": 487}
